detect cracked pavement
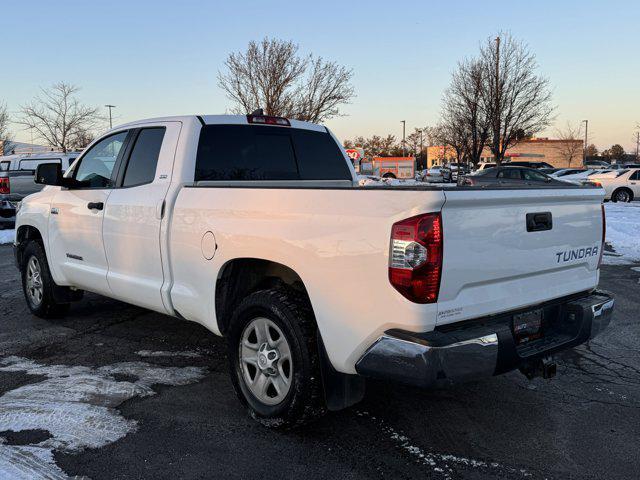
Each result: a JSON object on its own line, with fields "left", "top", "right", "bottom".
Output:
{"left": 0, "top": 244, "right": 639, "bottom": 479}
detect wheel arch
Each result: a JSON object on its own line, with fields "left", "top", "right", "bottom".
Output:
{"left": 214, "top": 257, "right": 312, "bottom": 336}
{"left": 612, "top": 187, "right": 634, "bottom": 202}
{"left": 15, "top": 224, "right": 44, "bottom": 270}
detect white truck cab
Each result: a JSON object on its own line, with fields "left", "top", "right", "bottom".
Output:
{"left": 14, "top": 114, "right": 614, "bottom": 427}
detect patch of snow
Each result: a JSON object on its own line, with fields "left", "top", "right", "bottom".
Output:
{"left": 135, "top": 350, "right": 202, "bottom": 358}
{"left": 0, "top": 355, "right": 206, "bottom": 479}
{"left": 356, "top": 410, "right": 531, "bottom": 478}
{"left": 0, "top": 230, "right": 15, "bottom": 245}
{"left": 603, "top": 202, "right": 640, "bottom": 265}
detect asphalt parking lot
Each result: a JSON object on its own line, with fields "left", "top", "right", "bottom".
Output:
{"left": 0, "top": 244, "right": 639, "bottom": 480}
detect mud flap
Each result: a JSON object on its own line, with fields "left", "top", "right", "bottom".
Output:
{"left": 317, "top": 334, "right": 366, "bottom": 411}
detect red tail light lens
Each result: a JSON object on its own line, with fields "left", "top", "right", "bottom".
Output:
{"left": 389, "top": 213, "right": 443, "bottom": 303}
{"left": 0, "top": 177, "right": 9, "bottom": 194}
{"left": 247, "top": 114, "right": 291, "bottom": 126}
{"left": 598, "top": 203, "right": 606, "bottom": 268}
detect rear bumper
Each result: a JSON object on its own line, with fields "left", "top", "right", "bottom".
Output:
{"left": 355, "top": 291, "right": 614, "bottom": 388}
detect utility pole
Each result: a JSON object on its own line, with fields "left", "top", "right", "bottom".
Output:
{"left": 105, "top": 105, "right": 116, "bottom": 129}
{"left": 636, "top": 130, "right": 639, "bottom": 161}
{"left": 582, "top": 119, "right": 588, "bottom": 165}
{"left": 419, "top": 128, "right": 424, "bottom": 168}
{"left": 493, "top": 36, "right": 501, "bottom": 164}
{"left": 401, "top": 120, "right": 406, "bottom": 157}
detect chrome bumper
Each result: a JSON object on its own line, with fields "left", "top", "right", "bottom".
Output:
{"left": 355, "top": 291, "right": 614, "bottom": 388}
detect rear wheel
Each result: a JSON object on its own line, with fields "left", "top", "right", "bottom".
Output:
{"left": 227, "top": 287, "right": 325, "bottom": 428}
{"left": 612, "top": 188, "right": 633, "bottom": 203}
{"left": 21, "top": 241, "right": 70, "bottom": 318}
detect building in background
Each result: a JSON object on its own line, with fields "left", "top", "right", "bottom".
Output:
{"left": 427, "top": 138, "right": 585, "bottom": 169}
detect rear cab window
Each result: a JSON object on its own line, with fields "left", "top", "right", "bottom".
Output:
{"left": 121, "top": 127, "right": 166, "bottom": 187}
{"left": 195, "top": 125, "right": 351, "bottom": 182}
{"left": 19, "top": 158, "right": 62, "bottom": 172}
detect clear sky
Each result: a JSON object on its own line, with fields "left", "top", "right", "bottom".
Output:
{"left": 2, "top": 0, "right": 639, "bottom": 151}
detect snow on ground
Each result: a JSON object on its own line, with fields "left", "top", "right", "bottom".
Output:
{"left": 357, "top": 175, "right": 456, "bottom": 187}
{"left": 0, "top": 229, "right": 15, "bottom": 245}
{"left": 603, "top": 202, "right": 640, "bottom": 265}
{"left": 0, "top": 356, "right": 206, "bottom": 480}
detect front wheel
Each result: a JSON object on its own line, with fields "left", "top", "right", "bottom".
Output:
{"left": 21, "top": 241, "right": 70, "bottom": 318}
{"left": 227, "top": 288, "right": 325, "bottom": 428}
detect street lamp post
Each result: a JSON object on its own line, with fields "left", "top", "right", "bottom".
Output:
{"left": 401, "top": 120, "right": 406, "bottom": 157}
{"left": 582, "top": 119, "right": 588, "bottom": 165}
{"left": 419, "top": 128, "right": 424, "bottom": 168}
{"left": 105, "top": 105, "right": 116, "bottom": 129}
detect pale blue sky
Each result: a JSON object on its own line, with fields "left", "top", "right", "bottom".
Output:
{"left": 2, "top": 0, "right": 639, "bottom": 150}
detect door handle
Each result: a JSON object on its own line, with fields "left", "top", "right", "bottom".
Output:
{"left": 87, "top": 202, "right": 104, "bottom": 211}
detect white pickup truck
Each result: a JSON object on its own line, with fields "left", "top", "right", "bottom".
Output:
{"left": 14, "top": 113, "right": 614, "bottom": 427}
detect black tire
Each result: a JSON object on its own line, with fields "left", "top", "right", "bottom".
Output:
{"left": 382, "top": 172, "right": 396, "bottom": 179}
{"left": 227, "top": 287, "right": 325, "bottom": 428}
{"left": 21, "top": 241, "right": 70, "bottom": 318}
{"left": 612, "top": 188, "right": 633, "bottom": 203}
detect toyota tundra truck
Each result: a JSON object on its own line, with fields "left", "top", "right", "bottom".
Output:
{"left": 13, "top": 113, "right": 614, "bottom": 428}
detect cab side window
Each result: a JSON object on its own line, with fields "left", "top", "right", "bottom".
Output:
{"left": 630, "top": 170, "right": 640, "bottom": 181}
{"left": 74, "top": 131, "right": 128, "bottom": 188}
{"left": 121, "top": 128, "right": 166, "bottom": 187}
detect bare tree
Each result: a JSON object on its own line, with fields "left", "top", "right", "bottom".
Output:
{"left": 441, "top": 59, "right": 491, "bottom": 166}
{"left": 0, "top": 103, "right": 13, "bottom": 154}
{"left": 218, "top": 38, "right": 355, "bottom": 122}
{"left": 68, "top": 127, "right": 96, "bottom": 151}
{"left": 554, "top": 121, "right": 583, "bottom": 168}
{"left": 480, "top": 34, "right": 555, "bottom": 164}
{"left": 585, "top": 143, "right": 598, "bottom": 157}
{"left": 17, "top": 82, "right": 101, "bottom": 152}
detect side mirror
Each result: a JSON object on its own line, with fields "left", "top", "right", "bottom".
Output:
{"left": 35, "top": 163, "right": 63, "bottom": 186}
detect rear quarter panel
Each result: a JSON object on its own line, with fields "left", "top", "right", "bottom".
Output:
{"left": 169, "top": 186, "right": 445, "bottom": 373}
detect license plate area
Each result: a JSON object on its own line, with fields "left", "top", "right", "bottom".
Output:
{"left": 513, "top": 309, "right": 543, "bottom": 344}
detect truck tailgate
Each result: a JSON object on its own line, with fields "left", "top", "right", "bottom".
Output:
{"left": 437, "top": 188, "right": 604, "bottom": 325}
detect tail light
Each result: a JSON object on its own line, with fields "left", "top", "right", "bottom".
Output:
{"left": 0, "top": 177, "right": 9, "bottom": 194}
{"left": 389, "top": 213, "right": 443, "bottom": 303}
{"left": 598, "top": 203, "right": 606, "bottom": 268}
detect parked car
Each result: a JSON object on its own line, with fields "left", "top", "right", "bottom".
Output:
{"left": 0, "top": 152, "right": 79, "bottom": 227}
{"left": 458, "top": 166, "right": 570, "bottom": 187}
{"left": 585, "top": 160, "right": 611, "bottom": 170}
{"left": 503, "top": 160, "right": 554, "bottom": 169}
{"left": 423, "top": 165, "right": 444, "bottom": 182}
{"left": 552, "top": 169, "right": 599, "bottom": 185}
{"left": 14, "top": 113, "right": 613, "bottom": 427}
{"left": 598, "top": 168, "right": 640, "bottom": 202}
{"left": 539, "top": 168, "right": 563, "bottom": 175}
{"left": 442, "top": 162, "right": 469, "bottom": 182}
{"left": 475, "top": 162, "right": 497, "bottom": 171}
{"left": 550, "top": 168, "right": 587, "bottom": 178}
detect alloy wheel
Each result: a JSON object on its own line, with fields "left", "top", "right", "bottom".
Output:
{"left": 239, "top": 317, "right": 293, "bottom": 405}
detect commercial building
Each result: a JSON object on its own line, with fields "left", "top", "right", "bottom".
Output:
{"left": 427, "top": 138, "right": 584, "bottom": 169}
